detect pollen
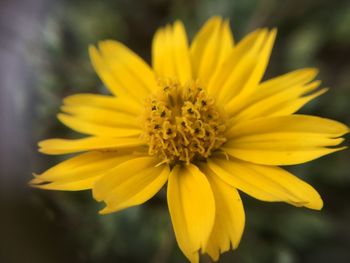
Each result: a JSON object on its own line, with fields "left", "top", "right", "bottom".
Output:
{"left": 141, "top": 80, "right": 227, "bottom": 165}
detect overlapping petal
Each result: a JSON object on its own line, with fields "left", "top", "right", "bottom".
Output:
{"left": 199, "top": 164, "right": 245, "bottom": 261}
{"left": 230, "top": 69, "right": 327, "bottom": 123}
{"left": 244, "top": 68, "right": 319, "bottom": 106}
{"left": 152, "top": 21, "right": 192, "bottom": 84}
{"left": 207, "top": 28, "right": 276, "bottom": 109}
{"left": 224, "top": 115, "right": 348, "bottom": 165}
{"left": 63, "top": 93, "right": 142, "bottom": 115}
{"left": 89, "top": 40, "right": 157, "bottom": 101}
{"left": 207, "top": 156, "right": 323, "bottom": 210}
{"left": 167, "top": 164, "right": 215, "bottom": 263}
{"left": 56, "top": 93, "right": 143, "bottom": 137}
{"left": 190, "top": 16, "right": 234, "bottom": 86}
{"left": 39, "top": 136, "right": 145, "bottom": 155}
{"left": 57, "top": 113, "right": 141, "bottom": 137}
{"left": 30, "top": 151, "right": 132, "bottom": 190}
{"left": 93, "top": 156, "right": 169, "bottom": 214}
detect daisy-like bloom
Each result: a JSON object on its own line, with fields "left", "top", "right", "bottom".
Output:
{"left": 31, "top": 17, "right": 348, "bottom": 262}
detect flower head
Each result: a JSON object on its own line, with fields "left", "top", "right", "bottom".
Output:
{"left": 31, "top": 17, "right": 349, "bottom": 262}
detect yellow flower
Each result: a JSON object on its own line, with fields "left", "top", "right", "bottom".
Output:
{"left": 31, "top": 17, "right": 348, "bottom": 262}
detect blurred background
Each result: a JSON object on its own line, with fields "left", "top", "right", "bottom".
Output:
{"left": 1, "top": 0, "right": 350, "bottom": 262}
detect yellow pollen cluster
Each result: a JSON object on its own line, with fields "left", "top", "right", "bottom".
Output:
{"left": 141, "top": 80, "right": 226, "bottom": 165}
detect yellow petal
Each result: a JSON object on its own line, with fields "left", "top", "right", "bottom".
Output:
{"left": 99, "top": 41, "right": 157, "bottom": 95}
{"left": 246, "top": 68, "right": 319, "bottom": 105}
{"left": 39, "top": 136, "right": 145, "bottom": 155}
{"left": 30, "top": 151, "right": 131, "bottom": 191}
{"left": 93, "top": 156, "right": 169, "bottom": 214}
{"left": 227, "top": 132, "right": 344, "bottom": 147}
{"left": 268, "top": 88, "right": 327, "bottom": 117}
{"left": 89, "top": 41, "right": 156, "bottom": 102}
{"left": 208, "top": 157, "right": 323, "bottom": 210}
{"left": 223, "top": 146, "right": 346, "bottom": 166}
{"left": 152, "top": 28, "right": 168, "bottom": 78}
{"left": 93, "top": 156, "right": 158, "bottom": 200}
{"left": 223, "top": 29, "right": 277, "bottom": 114}
{"left": 207, "top": 29, "right": 265, "bottom": 97}
{"left": 57, "top": 113, "right": 141, "bottom": 137}
{"left": 152, "top": 21, "right": 192, "bottom": 84}
{"left": 199, "top": 163, "right": 245, "bottom": 261}
{"left": 61, "top": 105, "right": 139, "bottom": 127}
{"left": 167, "top": 164, "right": 215, "bottom": 263}
{"left": 231, "top": 80, "right": 326, "bottom": 123}
{"left": 89, "top": 45, "right": 127, "bottom": 97}
{"left": 227, "top": 114, "right": 349, "bottom": 138}
{"left": 190, "top": 17, "right": 234, "bottom": 85}
{"left": 207, "top": 29, "right": 275, "bottom": 106}
{"left": 227, "top": 67, "right": 320, "bottom": 122}
{"left": 63, "top": 93, "right": 142, "bottom": 116}
{"left": 60, "top": 93, "right": 143, "bottom": 137}
{"left": 224, "top": 115, "right": 348, "bottom": 165}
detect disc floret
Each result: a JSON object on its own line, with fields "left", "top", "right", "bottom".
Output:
{"left": 142, "top": 80, "right": 226, "bottom": 165}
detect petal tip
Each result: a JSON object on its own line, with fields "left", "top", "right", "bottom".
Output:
{"left": 29, "top": 177, "right": 41, "bottom": 185}
{"left": 307, "top": 196, "right": 324, "bottom": 211}
{"left": 98, "top": 208, "right": 109, "bottom": 215}
{"left": 88, "top": 45, "right": 98, "bottom": 56}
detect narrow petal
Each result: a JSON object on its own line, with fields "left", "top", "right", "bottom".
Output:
{"left": 39, "top": 136, "right": 145, "bottom": 155}
{"left": 93, "top": 156, "right": 169, "bottom": 214}
{"left": 152, "top": 21, "right": 192, "bottom": 84}
{"left": 223, "top": 146, "right": 345, "bottom": 166}
{"left": 227, "top": 114, "right": 349, "bottom": 138}
{"left": 224, "top": 115, "right": 348, "bottom": 165}
{"left": 208, "top": 29, "right": 276, "bottom": 109}
{"left": 208, "top": 156, "right": 323, "bottom": 210}
{"left": 227, "top": 68, "right": 321, "bottom": 122}
{"left": 89, "top": 46, "right": 134, "bottom": 100}
{"left": 245, "top": 68, "right": 319, "bottom": 105}
{"left": 231, "top": 78, "right": 327, "bottom": 122}
{"left": 99, "top": 41, "right": 157, "bottom": 94}
{"left": 30, "top": 151, "right": 132, "bottom": 191}
{"left": 167, "top": 164, "right": 215, "bottom": 263}
{"left": 59, "top": 93, "right": 143, "bottom": 137}
{"left": 207, "top": 29, "right": 267, "bottom": 97}
{"left": 58, "top": 109, "right": 141, "bottom": 137}
{"left": 199, "top": 163, "right": 245, "bottom": 261}
{"left": 61, "top": 105, "right": 139, "bottom": 128}
{"left": 89, "top": 41, "right": 157, "bottom": 102}
{"left": 63, "top": 93, "right": 142, "bottom": 116}
{"left": 223, "top": 29, "right": 277, "bottom": 115}
{"left": 267, "top": 88, "right": 327, "bottom": 117}
{"left": 190, "top": 17, "right": 234, "bottom": 85}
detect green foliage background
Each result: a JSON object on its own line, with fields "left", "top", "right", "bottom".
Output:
{"left": 3, "top": 0, "right": 350, "bottom": 262}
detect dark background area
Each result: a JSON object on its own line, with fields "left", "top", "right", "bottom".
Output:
{"left": 1, "top": 0, "right": 350, "bottom": 262}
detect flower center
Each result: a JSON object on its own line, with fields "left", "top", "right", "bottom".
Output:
{"left": 141, "top": 80, "right": 226, "bottom": 165}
